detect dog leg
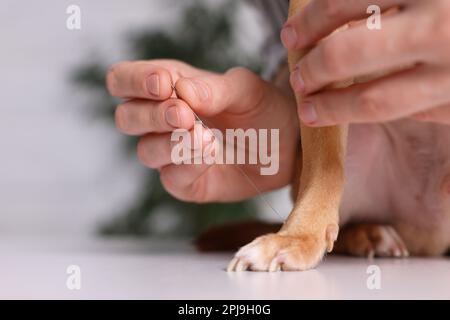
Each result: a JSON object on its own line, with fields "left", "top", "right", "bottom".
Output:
{"left": 333, "top": 223, "right": 409, "bottom": 258}
{"left": 227, "top": 0, "right": 348, "bottom": 271}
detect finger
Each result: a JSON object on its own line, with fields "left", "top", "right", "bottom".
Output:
{"left": 159, "top": 163, "right": 213, "bottom": 202}
{"left": 137, "top": 133, "right": 174, "bottom": 169}
{"left": 412, "top": 104, "right": 450, "bottom": 125}
{"left": 115, "top": 98, "right": 196, "bottom": 135}
{"left": 174, "top": 67, "right": 266, "bottom": 116}
{"left": 160, "top": 163, "right": 256, "bottom": 202}
{"left": 106, "top": 61, "right": 173, "bottom": 100}
{"left": 292, "top": 11, "right": 429, "bottom": 95}
{"left": 137, "top": 126, "right": 214, "bottom": 169}
{"left": 298, "top": 65, "right": 450, "bottom": 126}
{"left": 281, "top": 0, "right": 406, "bottom": 50}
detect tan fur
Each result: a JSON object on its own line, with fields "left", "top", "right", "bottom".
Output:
{"left": 224, "top": 0, "right": 450, "bottom": 271}
{"left": 333, "top": 224, "right": 409, "bottom": 258}
{"left": 227, "top": 0, "right": 348, "bottom": 271}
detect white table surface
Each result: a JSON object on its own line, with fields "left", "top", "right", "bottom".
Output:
{"left": 1, "top": 235, "right": 449, "bottom": 300}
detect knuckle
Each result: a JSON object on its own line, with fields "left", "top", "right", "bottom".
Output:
{"left": 412, "top": 111, "right": 431, "bottom": 121}
{"left": 186, "top": 179, "right": 211, "bottom": 203}
{"left": 357, "top": 90, "right": 389, "bottom": 121}
{"left": 160, "top": 169, "right": 211, "bottom": 203}
{"left": 421, "top": 3, "right": 450, "bottom": 50}
{"left": 225, "top": 67, "right": 261, "bottom": 90}
{"left": 320, "top": 39, "right": 345, "bottom": 77}
{"left": 224, "top": 66, "right": 264, "bottom": 103}
{"left": 225, "top": 66, "right": 255, "bottom": 80}
{"left": 300, "top": 8, "right": 313, "bottom": 38}
{"left": 435, "top": 16, "right": 450, "bottom": 44}
{"left": 106, "top": 61, "right": 129, "bottom": 95}
{"left": 315, "top": 95, "right": 338, "bottom": 124}
{"left": 321, "top": 0, "right": 345, "bottom": 20}
{"left": 299, "top": 58, "right": 314, "bottom": 88}
{"left": 411, "top": 24, "right": 429, "bottom": 49}
{"left": 438, "top": 0, "right": 450, "bottom": 17}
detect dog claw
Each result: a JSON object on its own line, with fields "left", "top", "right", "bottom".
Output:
{"left": 268, "top": 258, "right": 281, "bottom": 272}
{"left": 326, "top": 224, "right": 339, "bottom": 253}
{"left": 341, "top": 224, "right": 410, "bottom": 258}
{"left": 227, "top": 257, "right": 239, "bottom": 272}
{"left": 235, "top": 260, "right": 249, "bottom": 272}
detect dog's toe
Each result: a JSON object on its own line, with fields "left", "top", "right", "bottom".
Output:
{"left": 335, "top": 223, "right": 409, "bottom": 258}
{"left": 227, "top": 232, "right": 329, "bottom": 272}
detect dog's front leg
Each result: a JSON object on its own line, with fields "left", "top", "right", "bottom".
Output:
{"left": 227, "top": 123, "right": 347, "bottom": 272}
{"left": 227, "top": 0, "right": 348, "bottom": 271}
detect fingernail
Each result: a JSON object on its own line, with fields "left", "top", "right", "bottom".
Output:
{"left": 147, "top": 73, "right": 160, "bottom": 96}
{"left": 300, "top": 102, "right": 318, "bottom": 124}
{"left": 190, "top": 79, "right": 209, "bottom": 101}
{"left": 281, "top": 26, "right": 297, "bottom": 49}
{"left": 165, "top": 106, "right": 179, "bottom": 127}
{"left": 290, "top": 67, "right": 305, "bottom": 94}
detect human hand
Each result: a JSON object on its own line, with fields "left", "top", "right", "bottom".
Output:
{"left": 106, "top": 60, "right": 299, "bottom": 202}
{"left": 281, "top": 0, "right": 450, "bottom": 126}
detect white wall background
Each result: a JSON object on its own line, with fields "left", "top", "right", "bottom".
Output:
{"left": 0, "top": 0, "right": 290, "bottom": 236}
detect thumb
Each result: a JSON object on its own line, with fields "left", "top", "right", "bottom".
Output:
{"left": 174, "top": 67, "right": 265, "bottom": 117}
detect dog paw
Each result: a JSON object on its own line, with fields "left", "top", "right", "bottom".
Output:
{"left": 227, "top": 227, "right": 336, "bottom": 272}
{"left": 336, "top": 224, "right": 409, "bottom": 258}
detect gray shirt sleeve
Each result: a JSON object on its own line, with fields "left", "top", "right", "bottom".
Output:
{"left": 247, "top": 0, "right": 290, "bottom": 80}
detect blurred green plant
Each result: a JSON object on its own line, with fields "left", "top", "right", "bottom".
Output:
{"left": 72, "top": 0, "right": 262, "bottom": 237}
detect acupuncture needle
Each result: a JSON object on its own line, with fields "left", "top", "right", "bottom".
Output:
{"left": 170, "top": 83, "right": 285, "bottom": 221}
{"left": 171, "top": 84, "right": 209, "bottom": 127}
